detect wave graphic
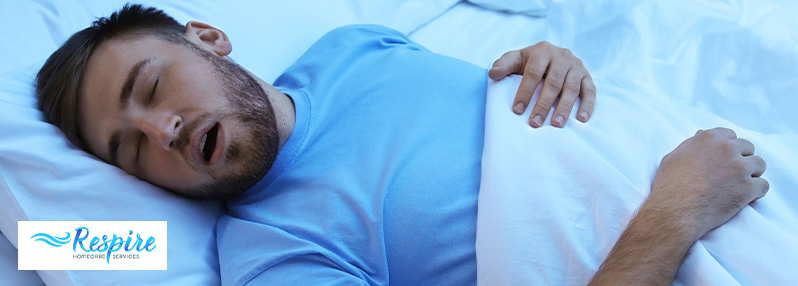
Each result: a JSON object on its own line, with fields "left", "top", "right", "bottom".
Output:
{"left": 30, "top": 232, "right": 71, "bottom": 247}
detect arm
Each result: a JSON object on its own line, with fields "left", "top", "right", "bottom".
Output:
{"left": 589, "top": 128, "right": 769, "bottom": 285}
{"left": 247, "top": 254, "right": 370, "bottom": 286}
{"left": 489, "top": 42, "right": 596, "bottom": 128}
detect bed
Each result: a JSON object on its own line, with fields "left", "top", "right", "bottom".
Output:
{"left": 1, "top": 0, "right": 796, "bottom": 285}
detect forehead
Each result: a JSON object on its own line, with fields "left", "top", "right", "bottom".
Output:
{"left": 86, "top": 35, "right": 169, "bottom": 77}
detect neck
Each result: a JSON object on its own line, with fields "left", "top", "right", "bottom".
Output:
{"left": 252, "top": 73, "right": 295, "bottom": 150}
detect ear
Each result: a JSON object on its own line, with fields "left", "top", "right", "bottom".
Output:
{"left": 184, "top": 21, "right": 232, "bottom": 56}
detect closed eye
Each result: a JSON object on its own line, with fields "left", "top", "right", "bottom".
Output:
{"left": 148, "top": 78, "right": 159, "bottom": 105}
{"left": 135, "top": 132, "right": 145, "bottom": 164}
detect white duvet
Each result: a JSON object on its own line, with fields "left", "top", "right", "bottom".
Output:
{"left": 475, "top": 0, "right": 798, "bottom": 285}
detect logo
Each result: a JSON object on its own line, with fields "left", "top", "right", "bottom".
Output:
{"left": 30, "top": 232, "right": 71, "bottom": 247}
{"left": 18, "top": 221, "right": 167, "bottom": 270}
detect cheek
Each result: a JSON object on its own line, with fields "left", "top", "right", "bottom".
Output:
{"left": 168, "top": 67, "right": 227, "bottom": 108}
{"left": 141, "top": 148, "right": 208, "bottom": 192}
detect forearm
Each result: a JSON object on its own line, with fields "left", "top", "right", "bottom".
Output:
{"left": 588, "top": 201, "right": 700, "bottom": 286}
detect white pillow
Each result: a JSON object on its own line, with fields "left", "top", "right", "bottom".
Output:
{"left": 0, "top": 232, "right": 44, "bottom": 286}
{"left": 0, "top": 1, "right": 458, "bottom": 285}
{"left": 0, "top": 0, "right": 459, "bottom": 80}
{"left": 0, "top": 63, "right": 224, "bottom": 285}
{"left": 466, "top": 0, "right": 551, "bottom": 17}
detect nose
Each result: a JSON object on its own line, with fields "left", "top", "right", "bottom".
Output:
{"left": 132, "top": 113, "right": 183, "bottom": 150}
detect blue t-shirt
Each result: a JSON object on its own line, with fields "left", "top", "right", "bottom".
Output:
{"left": 217, "top": 25, "right": 487, "bottom": 286}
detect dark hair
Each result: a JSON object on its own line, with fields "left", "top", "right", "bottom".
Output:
{"left": 36, "top": 3, "right": 189, "bottom": 152}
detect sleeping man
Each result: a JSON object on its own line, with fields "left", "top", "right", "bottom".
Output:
{"left": 36, "top": 4, "right": 768, "bottom": 285}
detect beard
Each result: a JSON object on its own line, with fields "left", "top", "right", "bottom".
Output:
{"left": 174, "top": 46, "right": 281, "bottom": 200}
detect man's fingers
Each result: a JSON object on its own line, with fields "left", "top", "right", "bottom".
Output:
{"left": 750, "top": 177, "right": 770, "bottom": 203}
{"left": 550, "top": 71, "right": 583, "bottom": 128}
{"left": 734, "top": 138, "right": 755, "bottom": 157}
{"left": 498, "top": 42, "right": 596, "bottom": 127}
{"left": 577, "top": 76, "right": 596, "bottom": 122}
{"left": 709, "top": 127, "right": 737, "bottom": 139}
{"left": 529, "top": 63, "right": 566, "bottom": 127}
{"left": 745, "top": 155, "right": 767, "bottom": 178}
{"left": 489, "top": 50, "right": 524, "bottom": 80}
{"left": 512, "top": 56, "right": 548, "bottom": 115}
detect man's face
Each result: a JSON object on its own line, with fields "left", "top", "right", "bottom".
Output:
{"left": 79, "top": 34, "right": 279, "bottom": 199}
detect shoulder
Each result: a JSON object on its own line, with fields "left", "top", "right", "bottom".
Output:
{"left": 315, "top": 24, "right": 412, "bottom": 47}
{"left": 299, "top": 24, "right": 422, "bottom": 60}
{"left": 274, "top": 24, "right": 424, "bottom": 89}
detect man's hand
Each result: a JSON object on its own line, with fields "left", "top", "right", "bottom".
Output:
{"left": 650, "top": 127, "right": 768, "bottom": 236}
{"left": 488, "top": 42, "right": 596, "bottom": 128}
{"left": 589, "top": 127, "right": 768, "bottom": 285}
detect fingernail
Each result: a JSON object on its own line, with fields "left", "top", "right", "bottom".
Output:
{"left": 554, "top": 115, "right": 564, "bottom": 127}
{"left": 514, "top": 102, "right": 525, "bottom": 114}
{"left": 579, "top": 111, "right": 589, "bottom": 121}
{"left": 531, "top": 115, "right": 543, "bottom": 127}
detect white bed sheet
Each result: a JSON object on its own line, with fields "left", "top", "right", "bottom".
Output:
{"left": 482, "top": 76, "right": 798, "bottom": 285}
{"left": 412, "top": 0, "right": 798, "bottom": 285}
{"left": 410, "top": 2, "right": 547, "bottom": 70}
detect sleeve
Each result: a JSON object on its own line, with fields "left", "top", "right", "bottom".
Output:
{"left": 244, "top": 254, "right": 369, "bottom": 286}
{"left": 217, "top": 215, "right": 373, "bottom": 286}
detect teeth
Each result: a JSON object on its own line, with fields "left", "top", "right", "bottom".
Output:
{"left": 200, "top": 134, "right": 207, "bottom": 156}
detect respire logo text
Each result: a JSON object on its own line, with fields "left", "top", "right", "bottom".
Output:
{"left": 18, "top": 221, "right": 167, "bottom": 270}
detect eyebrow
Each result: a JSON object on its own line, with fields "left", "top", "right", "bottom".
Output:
{"left": 108, "top": 58, "right": 151, "bottom": 165}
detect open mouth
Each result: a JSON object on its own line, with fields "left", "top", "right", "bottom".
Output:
{"left": 199, "top": 123, "right": 219, "bottom": 162}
